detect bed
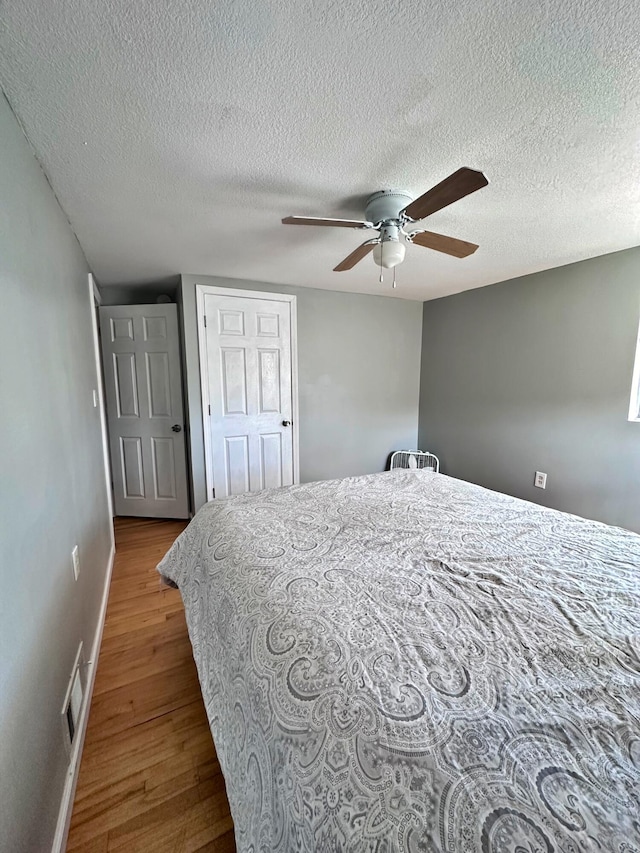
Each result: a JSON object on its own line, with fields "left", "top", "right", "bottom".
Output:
{"left": 157, "top": 470, "right": 640, "bottom": 852}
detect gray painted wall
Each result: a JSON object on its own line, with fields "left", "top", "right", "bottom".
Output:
{"left": 180, "top": 275, "right": 423, "bottom": 511}
{"left": 0, "top": 93, "right": 112, "bottom": 852}
{"left": 418, "top": 247, "right": 640, "bottom": 533}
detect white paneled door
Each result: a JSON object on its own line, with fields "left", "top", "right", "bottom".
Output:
{"left": 100, "top": 304, "right": 189, "bottom": 518}
{"left": 200, "top": 290, "right": 297, "bottom": 499}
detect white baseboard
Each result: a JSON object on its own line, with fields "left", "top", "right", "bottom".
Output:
{"left": 51, "top": 541, "right": 116, "bottom": 853}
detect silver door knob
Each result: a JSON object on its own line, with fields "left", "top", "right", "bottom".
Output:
{"left": 282, "top": 420, "right": 291, "bottom": 427}
{"left": 171, "top": 424, "right": 182, "bottom": 433}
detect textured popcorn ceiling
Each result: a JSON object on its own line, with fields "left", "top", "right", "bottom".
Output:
{"left": 1, "top": 0, "right": 639, "bottom": 300}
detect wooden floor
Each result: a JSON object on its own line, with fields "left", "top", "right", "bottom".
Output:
{"left": 66, "top": 518, "right": 236, "bottom": 853}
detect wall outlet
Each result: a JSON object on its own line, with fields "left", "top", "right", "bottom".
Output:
{"left": 71, "top": 545, "right": 80, "bottom": 580}
{"left": 534, "top": 471, "right": 547, "bottom": 489}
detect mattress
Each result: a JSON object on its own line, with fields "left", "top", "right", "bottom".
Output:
{"left": 157, "top": 470, "right": 640, "bottom": 852}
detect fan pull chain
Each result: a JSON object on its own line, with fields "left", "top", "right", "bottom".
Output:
{"left": 392, "top": 266, "right": 397, "bottom": 289}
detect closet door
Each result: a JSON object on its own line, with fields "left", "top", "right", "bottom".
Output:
{"left": 201, "top": 291, "right": 296, "bottom": 499}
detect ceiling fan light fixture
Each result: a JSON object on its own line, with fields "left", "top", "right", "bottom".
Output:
{"left": 372, "top": 239, "right": 405, "bottom": 269}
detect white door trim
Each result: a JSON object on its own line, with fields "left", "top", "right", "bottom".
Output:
{"left": 88, "top": 274, "right": 115, "bottom": 536}
{"left": 91, "top": 274, "right": 103, "bottom": 307}
{"left": 195, "top": 285, "right": 300, "bottom": 501}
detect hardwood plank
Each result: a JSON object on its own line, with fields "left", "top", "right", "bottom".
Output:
{"left": 100, "top": 607, "right": 171, "bottom": 640}
{"left": 67, "top": 835, "right": 109, "bottom": 853}
{"left": 76, "top": 709, "right": 214, "bottom": 795}
{"left": 66, "top": 517, "right": 236, "bottom": 852}
{"left": 84, "top": 662, "right": 203, "bottom": 742}
{"left": 192, "top": 828, "right": 236, "bottom": 853}
{"left": 105, "top": 786, "right": 229, "bottom": 852}
{"left": 92, "top": 633, "right": 195, "bottom": 695}
{"left": 183, "top": 814, "right": 236, "bottom": 852}
{"left": 98, "top": 609, "right": 187, "bottom": 656}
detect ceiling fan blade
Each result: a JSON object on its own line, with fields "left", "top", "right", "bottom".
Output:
{"left": 333, "top": 240, "right": 377, "bottom": 272}
{"left": 402, "top": 168, "right": 488, "bottom": 221}
{"left": 410, "top": 230, "right": 479, "bottom": 258}
{"left": 282, "top": 215, "right": 373, "bottom": 229}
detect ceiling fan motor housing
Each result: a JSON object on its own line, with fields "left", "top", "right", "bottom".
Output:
{"left": 364, "top": 190, "right": 414, "bottom": 226}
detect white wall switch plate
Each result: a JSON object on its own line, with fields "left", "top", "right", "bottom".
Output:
{"left": 92, "top": 389, "right": 98, "bottom": 408}
{"left": 534, "top": 471, "right": 547, "bottom": 489}
{"left": 71, "top": 545, "right": 80, "bottom": 580}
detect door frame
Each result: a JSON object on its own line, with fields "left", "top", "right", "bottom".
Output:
{"left": 88, "top": 274, "right": 115, "bottom": 544}
{"left": 195, "top": 285, "right": 300, "bottom": 500}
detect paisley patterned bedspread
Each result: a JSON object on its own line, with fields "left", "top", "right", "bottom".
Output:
{"left": 157, "top": 470, "right": 640, "bottom": 853}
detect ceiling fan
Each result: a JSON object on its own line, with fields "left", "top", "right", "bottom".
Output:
{"left": 282, "top": 167, "right": 488, "bottom": 283}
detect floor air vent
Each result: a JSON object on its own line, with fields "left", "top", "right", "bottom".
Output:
{"left": 62, "top": 643, "right": 84, "bottom": 749}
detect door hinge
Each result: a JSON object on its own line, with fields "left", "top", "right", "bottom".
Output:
{"left": 203, "top": 315, "right": 207, "bottom": 328}
{"left": 212, "top": 488, "right": 216, "bottom": 499}
{"left": 208, "top": 404, "right": 211, "bottom": 416}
